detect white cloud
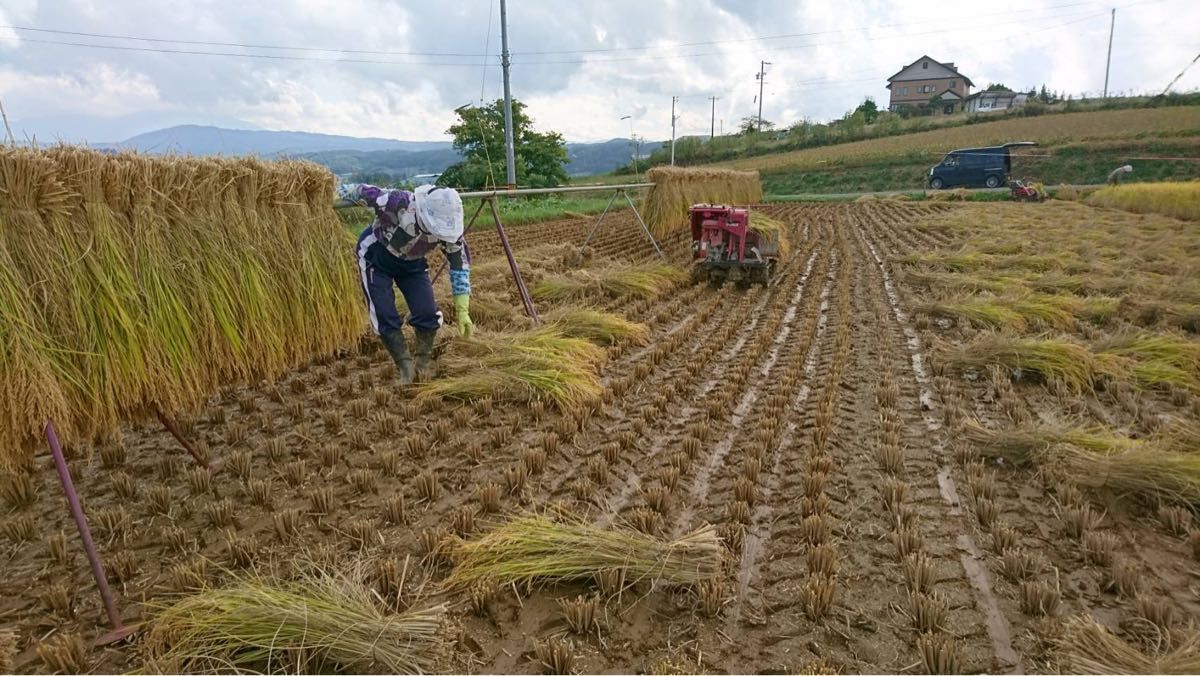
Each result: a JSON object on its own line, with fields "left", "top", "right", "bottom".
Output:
{"left": 3, "top": 0, "right": 1197, "bottom": 143}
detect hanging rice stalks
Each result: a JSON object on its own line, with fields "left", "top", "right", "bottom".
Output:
{"left": 443, "top": 513, "right": 722, "bottom": 590}
{"left": 0, "top": 147, "right": 361, "bottom": 466}
{"left": 1055, "top": 614, "right": 1200, "bottom": 674}
{"left": 143, "top": 561, "right": 448, "bottom": 674}
{"left": 418, "top": 329, "right": 606, "bottom": 409}
{"left": 532, "top": 263, "right": 686, "bottom": 302}
{"left": 642, "top": 166, "right": 763, "bottom": 237}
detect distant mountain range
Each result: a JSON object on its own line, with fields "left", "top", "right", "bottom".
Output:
{"left": 92, "top": 125, "right": 661, "bottom": 178}
{"left": 94, "top": 125, "right": 450, "bottom": 155}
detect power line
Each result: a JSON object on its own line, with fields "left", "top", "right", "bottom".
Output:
{"left": 1160, "top": 51, "right": 1200, "bottom": 95}
{"left": 0, "top": 0, "right": 1142, "bottom": 64}
{"left": 0, "top": 35, "right": 498, "bottom": 67}
{"left": 510, "top": 7, "right": 1112, "bottom": 65}
{"left": 0, "top": 23, "right": 487, "bottom": 57}
{"left": 507, "top": 0, "right": 1109, "bottom": 55}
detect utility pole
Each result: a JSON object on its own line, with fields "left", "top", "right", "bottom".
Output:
{"left": 621, "top": 115, "right": 637, "bottom": 174}
{"left": 1102, "top": 8, "right": 1115, "bottom": 98}
{"left": 499, "top": 0, "right": 517, "bottom": 189}
{"left": 709, "top": 96, "right": 719, "bottom": 139}
{"left": 756, "top": 61, "right": 771, "bottom": 132}
{"left": 0, "top": 99, "right": 13, "bottom": 145}
{"left": 670, "top": 95, "right": 678, "bottom": 166}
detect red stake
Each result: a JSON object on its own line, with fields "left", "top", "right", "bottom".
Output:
{"left": 156, "top": 406, "right": 221, "bottom": 472}
{"left": 44, "top": 421, "right": 137, "bottom": 645}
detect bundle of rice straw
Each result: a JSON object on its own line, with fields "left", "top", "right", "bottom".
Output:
{"left": 750, "top": 212, "right": 791, "bottom": 261}
{"left": 443, "top": 513, "right": 722, "bottom": 590}
{"left": 1055, "top": 614, "right": 1200, "bottom": 674}
{"left": 543, "top": 308, "right": 650, "bottom": 346}
{"left": 962, "top": 420, "right": 1200, "bottom": 507}
{"left": 418, "top": 328, "right": 606, "bottom": 409}
{"left": 143, "top": 561, "right": 447, "bottom": 674}
{"left": 642, "top": 166, "right": 762, "bottom": 237}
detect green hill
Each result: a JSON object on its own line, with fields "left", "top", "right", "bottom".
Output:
{"left": 714, "top": 107, "right": 1200, "bottom": 194}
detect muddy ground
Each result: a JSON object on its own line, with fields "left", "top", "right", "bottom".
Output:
{"left": 1, "top": 202, "right": 1196, "bottom": 674}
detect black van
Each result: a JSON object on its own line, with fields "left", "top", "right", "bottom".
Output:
{"left": 928, "top": 141, "right": 1036, "bottom": 189}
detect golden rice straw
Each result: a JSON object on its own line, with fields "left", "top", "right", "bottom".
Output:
{"left": 750, "top": 212, "right": 791, "bottom": 261}
{"left": 443, "top": 513, "right": 722, "bottom": 590}
{"left": 0, "top": 146, "right": 362, "bottom": 466}
{"left": 1056, "top": 614, "right": 1200, "bottom": 674}
{"left": 144, "top": 560, "right": 447, "bottom": 674}
{"left": 642, "top": 166, "right": 762, "bottom": 237}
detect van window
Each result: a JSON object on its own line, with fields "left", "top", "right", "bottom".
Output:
{"left": 942, "top": 155, "right": 960, "bottom": 166}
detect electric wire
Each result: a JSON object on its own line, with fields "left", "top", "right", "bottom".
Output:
{"left": 0, "top": 0, "right": 1123, "bottom": 59}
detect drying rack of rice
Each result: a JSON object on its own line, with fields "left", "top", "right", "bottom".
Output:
{"left": 0, "top": 146, "right": 362, "bottom": 466}
{"left": 642, "top": 166, "right": 763, "bottom": 237}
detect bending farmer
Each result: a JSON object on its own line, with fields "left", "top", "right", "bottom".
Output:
{"left": 336, "top": 184, "right": 474, "bottom": 384}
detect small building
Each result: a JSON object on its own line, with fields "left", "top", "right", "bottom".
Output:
{"left": 886, "top": 56, "right": 974, "bottom": 114}
{"left": 964, "top": 90, "right": 1030, "bottom": 113}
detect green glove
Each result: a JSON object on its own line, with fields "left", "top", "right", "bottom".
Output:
{"left": 453, "top": 294, "right": 474, "bottom": 338}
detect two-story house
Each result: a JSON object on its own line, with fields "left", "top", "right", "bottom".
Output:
{"left": 886, "top": 56, "right": 974, "bottom": 115}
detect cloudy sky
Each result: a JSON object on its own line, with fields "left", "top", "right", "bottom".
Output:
{"left": 1, "top": 0, "right": 1197, "bottom": 144}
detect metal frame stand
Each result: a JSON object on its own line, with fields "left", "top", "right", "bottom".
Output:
{"left": 433, "top": 194, "right": 540, "bottom": 325}
{"left": 575, "top": 188, "right": 666, "bottom": 264}
{"left": 44, "top": 421, "right": 137, "bottom": 645}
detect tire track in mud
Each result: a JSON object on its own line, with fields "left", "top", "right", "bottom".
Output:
{"left": 520, "top": 287, "right": 728, "bottom": 505}
{"left": 671, "top": 225, "right": 828, "bottom": 535}
{"left": 600, "top": 222, "right": 821, "bottom": 523}
{"left": 726, "top": 245, "right": 837, "bottom": 624}
{"left": 850, "top": 204, "right": 1020, "bottom": 672}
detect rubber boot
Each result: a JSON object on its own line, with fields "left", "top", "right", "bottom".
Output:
{"left": 380, "top": 330, "right": 415, "bottom": 385}
{"left": 412, "top": 328, "right": 439, "bottom": 383}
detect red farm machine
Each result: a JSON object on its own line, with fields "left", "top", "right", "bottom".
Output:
{"left": 689, "top": 204, "right": 781, "bottom": 286}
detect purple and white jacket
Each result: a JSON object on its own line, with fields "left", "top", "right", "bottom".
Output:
{"left": 339, "top": 183, "right": 471, "bottom": 295}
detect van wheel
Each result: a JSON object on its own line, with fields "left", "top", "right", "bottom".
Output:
{"left": 930, "top": 177, "right": 945, "bottom": 189}
{"left": 985, "top": 175, "right": 1002, "bottom": 188}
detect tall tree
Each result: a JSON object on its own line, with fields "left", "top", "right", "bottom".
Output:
{"left": 439, "top": 99, "right": 568, "bottom": 190}
{"left": 852, "top": 97, "right": 879, "bottom": 123}
{"left": 738, "top": 116, "right": 775, "bottom": 135}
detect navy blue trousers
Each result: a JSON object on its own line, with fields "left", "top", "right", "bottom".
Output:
{"left": 356, "top": 227, "right": 442, "bottom": 335}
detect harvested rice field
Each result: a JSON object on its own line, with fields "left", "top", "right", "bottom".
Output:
{"left": 3, "top": 198, "right": 1200, "bottom": 674}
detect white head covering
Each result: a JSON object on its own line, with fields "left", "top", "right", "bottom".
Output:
{"left": 413, "top": 185, "right": 464, "bottom": 242}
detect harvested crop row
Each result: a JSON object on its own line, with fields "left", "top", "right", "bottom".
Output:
{"left": 870, "top": 200, "right": 1200, "bottom": 672}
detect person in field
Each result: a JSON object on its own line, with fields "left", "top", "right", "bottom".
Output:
{"left": 1106, "top": 164, "right": 1134, "bottom": 186}
{"left": 335, "top": 183, "right": 474, "bottom": 384}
